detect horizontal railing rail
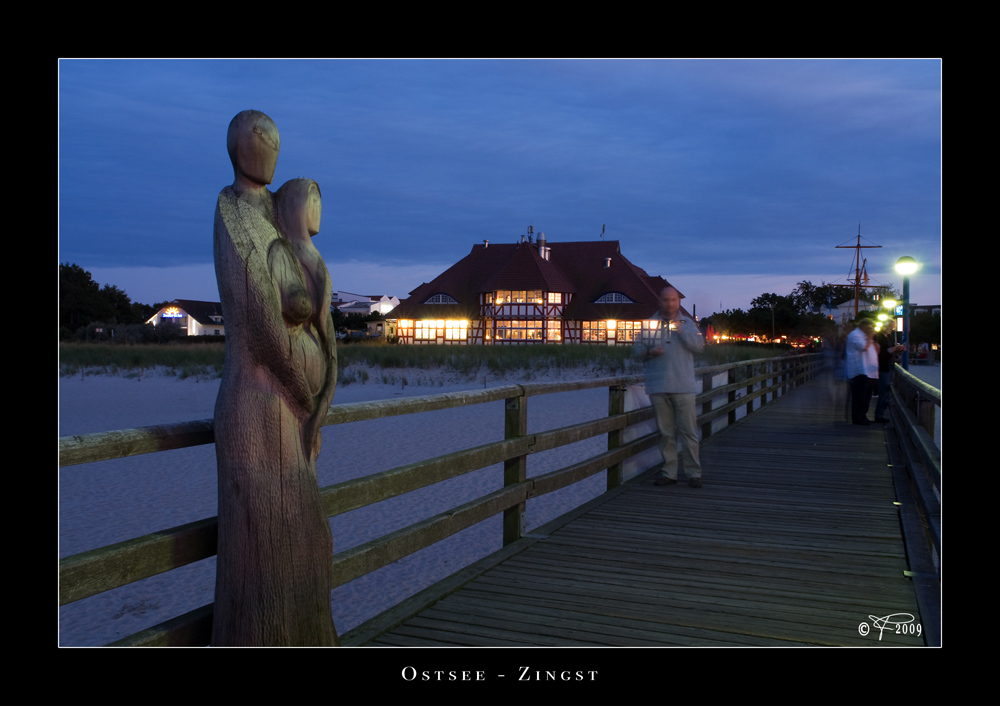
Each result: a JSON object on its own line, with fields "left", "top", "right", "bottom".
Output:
{"left": 884, "top": 363, "right": 941, "bottom": 647}
{"left": 888, "top": 365, "right": 940, "bottom": 553}
{"left": 59, "top": 353, "right": 822, "bottom": 646}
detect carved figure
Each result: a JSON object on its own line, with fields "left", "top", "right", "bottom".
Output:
{"left": 272, "top": 177, "right": 337, "bottom": 456}
{"left": 212, "top": 110, "right": 338, "bottom": 646}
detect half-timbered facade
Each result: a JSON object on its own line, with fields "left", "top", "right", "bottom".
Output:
{"left": 392, "top": 235, "right": 691, "bottom": 345}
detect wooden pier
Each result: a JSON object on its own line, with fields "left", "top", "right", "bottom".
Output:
{"left": 349, "top": 374, "right": 932, "bottom": 647}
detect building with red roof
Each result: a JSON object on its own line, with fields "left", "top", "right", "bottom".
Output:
{"left": 391, "top": 231, "right": 691, "bottom": 345}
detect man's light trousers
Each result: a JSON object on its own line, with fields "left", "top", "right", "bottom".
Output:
{"left": 651, "top": 392, "right": 702, "bottom": 481}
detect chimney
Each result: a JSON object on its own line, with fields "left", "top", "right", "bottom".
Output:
{"left": 604, "top": 257, "right": 612, "bottom": 268}
{"left": 537, "top": 232, "right": 548, "bottom": 260}
{"left": 483, "top": 239, "right": 489, "bottom": 248}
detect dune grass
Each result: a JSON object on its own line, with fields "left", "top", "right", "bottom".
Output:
{"left": 59, "top": 342, "right": 226, "bottom": 380}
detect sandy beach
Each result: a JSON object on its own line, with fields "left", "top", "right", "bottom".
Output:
{"left": 59, "top": 366, "right": 640, "bottom": 646}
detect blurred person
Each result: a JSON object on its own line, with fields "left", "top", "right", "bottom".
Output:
{"left": 844, "top": 319, "right": 878, "bottom": 425}
{"left": 635, "top": 287, "right": 705, "bottom": 487}
{"left": 873, "top": 320, "right": 906, "bottom": 423}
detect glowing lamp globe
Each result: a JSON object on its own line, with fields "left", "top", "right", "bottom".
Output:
{"left": 895, "top": 256, "right": 918, "bottom": 276}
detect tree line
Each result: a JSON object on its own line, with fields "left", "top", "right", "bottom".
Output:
{"left": 59, "top": 263, "right": 174, "bottom": 342}
{"left": 700, "top": 280, "right": 940, "bottom": 347}
{"left": 59, "top": 262, "right": 388, "bottom": 344}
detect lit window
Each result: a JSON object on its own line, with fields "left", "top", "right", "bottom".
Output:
{"left": 445, "top": 320, "right": 468, "bottom": 340}
{"left": 582, "top": 321, "right": 607, "bottom": 342}
{"left": 547, "top": 292, "right": 562, "bottom": 304}
{"left": 547, "top": 320, "right": 562, "bottom": 341}
{"left": 425, "top": 293, "right": 458, "bottom": 304}
{"left": 494, "top": 290, "right": 542, "bottom": 304}
{"left": 496, "top": 320, "right": 543, "bottom": 340}
{"left": 616, "top": 320, "right": 642, "bottom": 342}
{"left": 415, "top": 321, "right": 437, "bottom": 339}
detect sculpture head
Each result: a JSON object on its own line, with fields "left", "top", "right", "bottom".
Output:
{"left": 276, "top": 178, "right": 322, "bottom": 239}
{"left": 227, "top": 110, "right": 280, "bottom": 187}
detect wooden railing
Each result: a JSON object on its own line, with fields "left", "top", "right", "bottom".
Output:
{"left": 884, "top": 363, "right": 941, "bottom": 645}
{"left": 58, "top": 353, "right": 823, "bottom": 646}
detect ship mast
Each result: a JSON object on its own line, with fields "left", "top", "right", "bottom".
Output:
{"left": 832, "top": 225, "right": 889, "bottom": 318}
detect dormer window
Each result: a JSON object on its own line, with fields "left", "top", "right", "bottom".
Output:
{"left": 425, "top": 293, "right": 459, "bottom": 304}
{"left": 594, "top": 292, "right": 634, "bottom": 304}
{"left": 495, "top": 290, "right": 543, "bottom": 304}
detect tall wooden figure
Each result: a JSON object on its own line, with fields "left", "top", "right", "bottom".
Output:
{"left": 212, "top": 110, "right": 338, "bottom": 646}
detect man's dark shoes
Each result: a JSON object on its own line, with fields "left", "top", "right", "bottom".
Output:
{"left": 689, "top": 477, "right": 703, "bottom": 488}
{"left": 654, "top": 477, "right": 677, "bottom": 486}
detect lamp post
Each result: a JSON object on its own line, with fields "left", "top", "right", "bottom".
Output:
{"left": 894, "top": 256, "right": 918, "bottom": 370}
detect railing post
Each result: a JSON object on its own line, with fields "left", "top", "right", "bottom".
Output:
{"left": 503, "top": 390, "right": 527, "bottom": 546}
{"left": 917, "top": 391, "right": 936, "bottom": 437}
{"left": 701, "top": 371, "right": 714, "bottom": 440}
{"left": 607, "top": 384, "right": 626, "bottom": 490}
{"left": 728, "top": 367, "right": 738, "bottom": 427}
{"left": 746, "top": 363, "right": 754, "bottom": 416}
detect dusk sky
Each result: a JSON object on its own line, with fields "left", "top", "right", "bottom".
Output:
{"left": 58, "top": 59, "right": 941, "bottom": 317}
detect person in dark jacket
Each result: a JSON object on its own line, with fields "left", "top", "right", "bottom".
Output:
{"left": 873, "top": 320, "right": 906, "bottom": 423}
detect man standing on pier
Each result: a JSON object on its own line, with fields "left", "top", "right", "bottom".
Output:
{"left": 636, "top": 286, "right": 705, "bottom": 487}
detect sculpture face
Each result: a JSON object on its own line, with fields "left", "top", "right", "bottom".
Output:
{"left": 228, "top": 111, "right": 280, "bottom": 186}
{"left": 306, "top": 187, "right": 321, "bottom": 236}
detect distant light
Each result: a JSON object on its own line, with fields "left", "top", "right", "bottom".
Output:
{"left": 883, "top": 299, "right": 896, "bottom": 309}
{"left": 895, "top": 256, "right": 918, "bottom": 275}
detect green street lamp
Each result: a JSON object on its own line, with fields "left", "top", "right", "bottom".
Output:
{"left": 895, "top": 256, "right": 918, "bottom": 369}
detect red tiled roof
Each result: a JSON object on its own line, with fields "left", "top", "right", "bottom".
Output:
{"left": 392, "top": 239, "right": 687, "bottom": 321}
{"left": 480, "top": 241, "right": 576, "bottom": 295}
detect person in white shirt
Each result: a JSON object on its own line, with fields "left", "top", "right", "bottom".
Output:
{"left": 844, "top": 319, "right": 878, "bottom": 425}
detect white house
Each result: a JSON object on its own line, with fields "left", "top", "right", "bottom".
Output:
{"left": 146, "top": 299, "right": 225, "bottom": 336}
{"left": 332, "top": 292, "right": 400, "bottom": 316}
